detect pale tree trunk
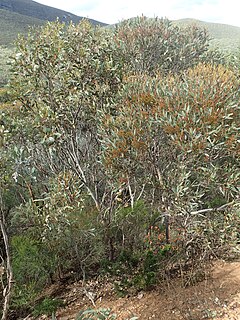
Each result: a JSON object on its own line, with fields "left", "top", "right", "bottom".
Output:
{"left": 0, "top": 197, "right": 13, "bottom": 320}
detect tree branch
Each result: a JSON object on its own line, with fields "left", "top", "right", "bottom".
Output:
{"left": 0, "top": 195, "right": 13, "bottom": 320}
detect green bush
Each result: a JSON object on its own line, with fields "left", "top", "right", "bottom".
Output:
{"left": 33, "top": 297, "right": 63, "bottom": 317}
{"left": 11, "top": 198, "right": 105, "bottom": 279}
{"left": 76, "top": 308, "right": 116, "bottom": 320}
{"left": 114, "top": 17, "right": 216, "bottom": 75}
{"left": 0, "top": 88, "right": 12, "bottom": 103}
{"left": 11, "top": 235, "right": 57, "bottom": 308}
{"left": 4, "top": 17, "right": 239, "bottom": 317}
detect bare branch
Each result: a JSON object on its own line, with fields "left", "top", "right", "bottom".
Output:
{"left": 0, "top": 193, "right": 14, "bottom": 320}
{"left": 190, "top": 201, "right": 235, "bottom": 215}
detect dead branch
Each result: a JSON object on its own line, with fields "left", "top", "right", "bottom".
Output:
{"left": 0, "top": 194, "right": 14, "bottom": 320}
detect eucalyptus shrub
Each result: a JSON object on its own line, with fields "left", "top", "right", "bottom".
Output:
{"left": 9, "top": 19, "right": 126, "bottom": 276}
{"left": 100, "top": 62, "right": 240, "bottom": 270}
{"left": 227, "top": 46, "right": 240, "bottom": 73}
{"left": 10, "top": 20, "right": 125, "bottom": 210}
{"left": 6, "top": 17, "right": 239, "bottom": 313}
{"left": 103, "top": 63, "right": 239, "bottom": 196}
{"left": 114, "top": 16, "right": 215, "bottom": 75}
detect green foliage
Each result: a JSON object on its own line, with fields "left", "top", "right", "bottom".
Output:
{"left": 101, "top": 250, "right": 140, "bottom": 277}
{"left": 11, "top": 19, "right": 123, "bottom": 112}
{"left": 11, "top": 235, "right": 57, "bottom": 308}
{"left": 10, "top": 19, "right": 125, "bottom": 213}
{"left": 103, "top": 63, "right": 239, "bottom": 207}
{"left": 227, "top": 46, "right": 240, "bottom": 71}
{"left": 100, "top": 201, "right": 152, "bottom": 262}
{"left": 3, "top": 17, "right": 239, "bottom": 316}
{"left": 11, "top": 197, "right": 104, "bottom": 278}
{"left": 76, "top": 308, "right": 138, "bottom": 320}
{"left": 140, "top": 250, "right": 158, "bottom": 289}
{"left": 114, "top": 16, "right": 212, "bottom": 75}
{"left": 76, "top": 310, "right": 138, "bottom": 320}
{"left": 100, "top": 60, "right": 239, "bottom": 286}
{"left": 0, "top": 87, "right": 11, "bottom": 103}
{"left": 33, "top": 297, "right": 63, "bottom": 317}
{"left": 76, "top": 308, "right": 116, "bottom": 320}
{"left": 0, "top": 46, "right": 12, "bottom": 87}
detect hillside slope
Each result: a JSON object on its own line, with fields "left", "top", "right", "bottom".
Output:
{"left": 28, "top": 260, "right": 240, "bottom": 320}
{"left": 0, "top": 0, "right": 106, "bottom": 25}
{"left": 174, "top": 18, "right": 240, "bottom": 51}
{"left": 0, "top": 8, "right": 44, "bottom": 46}
{"left": 0, "top": 0, "right": 106, "bottom": 46}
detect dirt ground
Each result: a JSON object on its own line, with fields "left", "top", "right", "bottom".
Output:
{"left": 36, "top": 260, "right": 240, "bottom": 320}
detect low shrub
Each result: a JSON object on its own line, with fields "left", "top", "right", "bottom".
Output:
{"left": 11, "top": 235, "right": 57, "bottom": 309}
{"left": 33, "top": 297, "right": 63, "bottom": 317}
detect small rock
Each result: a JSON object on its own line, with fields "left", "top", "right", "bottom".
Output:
{"left": 137, "top": 292, "right": 144, "bottom": 299}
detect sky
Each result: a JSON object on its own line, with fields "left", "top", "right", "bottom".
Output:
{"left": 35, "top": 0, "right": 240, "bottom": 27}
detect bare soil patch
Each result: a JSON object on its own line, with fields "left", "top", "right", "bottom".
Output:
{"left": 33, "top": 260, "right": 240, "bottom": 320}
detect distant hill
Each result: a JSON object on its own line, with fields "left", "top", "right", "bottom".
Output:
{"left": 0, "top": 0, "right": 106, "bottom": 46}
{"left": 173, "top": 18, "right": 240, "bottom": 52}
{"left": 0, "top": 8, "right": 44, "bottom": 46}
{"left": 0, "top": 1, "right": 239, "bottom": 50}
{"left": 0, "top": 0, "right": 106, "bottom": 25}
